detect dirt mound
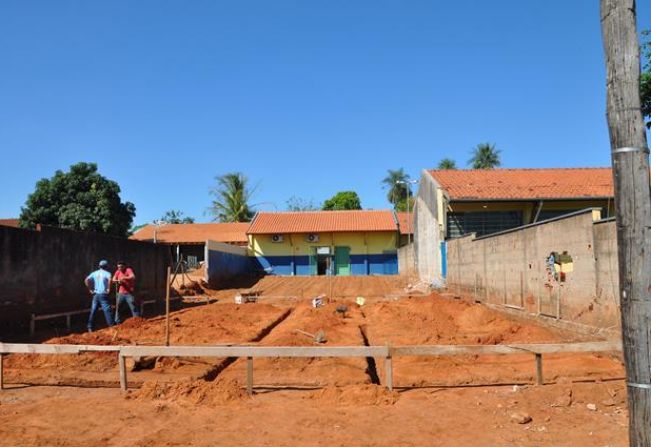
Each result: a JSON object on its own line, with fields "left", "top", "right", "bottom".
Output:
{"left": 176, "top": 280, "right": 204, "bottom": 296}
{"left": 307, "top": 384, "right": 400, "bottom": 406}
{"left": 132, "top": 379, "right": 247, "bottom": 406}
{"left": 117, "top": 317, "right": 148, "bottom": 330}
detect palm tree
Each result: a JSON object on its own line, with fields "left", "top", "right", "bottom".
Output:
{"left": 382, "top": 168, "right": 411, "bottom": 211}
{"left": 437, "top": 158, "right": 457, "bottom": 169}
{"left": 209, "top": 172, "right": 255, "bottom": 222}
{"left": 468, "top": 143, "right": 501, "bottom": 169}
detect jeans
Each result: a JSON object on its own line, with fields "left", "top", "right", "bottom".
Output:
{"left": 115, "top": 293, "right": 140, "bottom": 323}
{"left": 87, "top": 293, "right": 114, "bottom": 331}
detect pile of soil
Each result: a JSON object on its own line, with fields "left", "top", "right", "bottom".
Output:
{"left": 176, "top": 281, "right": 204, "bottom": 296}
{"left": 307, "top": 384, "right": 400, "bottom": 406}
{"left": 132, "top": 378, "right": 247, "bottom": 406}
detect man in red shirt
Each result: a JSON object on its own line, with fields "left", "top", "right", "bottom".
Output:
{"left": 113, "top": 261, "right": 139, "bottom": 323}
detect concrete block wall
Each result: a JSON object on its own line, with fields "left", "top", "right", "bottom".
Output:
{"left": 446, "top": 209, "right": 620, "bottom": 330}
{"left": 414, "top": 171, "right": 442, "bottom": 282}
{"left": 0, "top": 225, "right": 171, "bottom": 333}
{"left": 397, "top": 243, "right": 415, "bottom": 275}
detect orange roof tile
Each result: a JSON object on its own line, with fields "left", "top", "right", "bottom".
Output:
{"left": 0, "top": 218, "right": 20, "bottom": 228}
{"left": 130, "top": 223, "right": 249, "bottom": 244}
{"left": 396, "top": 212, "right": 413, "bottom": 235}
{"left": 428, "top": 168, "right": 614, "bottom": 200}
{"left": 247, "top": 210, "right": 398, "bottom": 234}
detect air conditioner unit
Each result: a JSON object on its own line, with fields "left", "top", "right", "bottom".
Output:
{"left": 306, "top": 233, "right": 319, "bottom": 243}
{"left": 271, "top": 234, "right": 284, "bottom": 243}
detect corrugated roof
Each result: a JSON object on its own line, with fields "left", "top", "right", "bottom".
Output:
{"left": 428, "top": 168, "right": 614, "bottom": 200}
{"left": 396, "top": 212, "right": 413, "bottom": 235}
{"left": 130, "top": 223, "right": 249, "bottom": 244}
{"left": 247, "top": 210, "right": 398, "bottom": 234}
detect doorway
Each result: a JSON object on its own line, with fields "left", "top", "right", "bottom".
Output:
{"left": 334, "top": 246, "right": 351, "bottom": 276}
{"left": 311, "top": 246, "right": 332, "bottom": 276}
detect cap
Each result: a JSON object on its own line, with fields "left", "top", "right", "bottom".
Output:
{"left": 99, "top": 260, "right": 109, "bottom": 268}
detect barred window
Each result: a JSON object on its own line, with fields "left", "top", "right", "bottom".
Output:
{"left": 447, "top": 211, "right": 523, "bottom": 238}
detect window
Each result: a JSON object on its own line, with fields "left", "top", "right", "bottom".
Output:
{"left": 447, "top": 211, "right": 523, "bottom": 238}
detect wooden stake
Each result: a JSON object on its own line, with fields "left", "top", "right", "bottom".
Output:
{"left": 246, "top": 356, "right": 253, "bottom": 396}
{"left": 119, "top": 354, "right": 127, "bottom": 391}
{"left": 385, "top": 343, "right": 393, "bottom": 391}
{"left": 535, "top": 353, "right": 543, "bottom": 386}
{"left": 0, "top": 354, "right": 4, "bottom": 390}
{"left": 601, "top": 1, "right": 651, "bottom": 444}
{"left": 165, "top": 266, "right": 171, "bottom": 347}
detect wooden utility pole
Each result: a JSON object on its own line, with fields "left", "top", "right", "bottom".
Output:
{"left": 165, "top": 266, "right": 171, "bottom": 346}
{"left": 601, "top": 0, "right": 651, "bottom": 445}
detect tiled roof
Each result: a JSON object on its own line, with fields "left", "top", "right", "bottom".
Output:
{"left": 0, "top": 218, "right": 20, "bottom": 228}
{"left": 428, "top": 168, "right": 614, "bottom": 200}
{"left": 247, "top": 210, "right": 398, "bottom": 234}
{"left": 130, "top": 223, "right": 249, "bottom": 244}
{"left": 396, "top": 212, "right": 413, "bottom": 235}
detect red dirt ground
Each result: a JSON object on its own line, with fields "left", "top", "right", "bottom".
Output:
{"left": 0, "top": 277, "right": 628, "bottom": 445}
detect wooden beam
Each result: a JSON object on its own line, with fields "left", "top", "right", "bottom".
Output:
{"left": 0, "top": 343, "right": 120, "bottom": 354}
{"left": 246, "top": 356, "right": 253, "bottom": 396}
{"left": 385, "top": 356, "right": 393, "bottom": 391}
{"left": 120, "top": 345, "right": 390, "bottom": 358}
{"left": 165, "top": 266, "right": 171, "bottom": 346}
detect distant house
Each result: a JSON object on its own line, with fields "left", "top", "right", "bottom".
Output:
{"left": 414, "top": 167, "right": 614, "bottom": 281}
{"left": 247, "top": 210, "right": 401, "bottom": 276}
{"left": 130, "top": 223, "right": 249, "bottom": 265}
{"left": 0, "top": 219, "right": 20, "bottom": 228}
{"left": 396, "top": 211, "right": 413, "bottom": 246}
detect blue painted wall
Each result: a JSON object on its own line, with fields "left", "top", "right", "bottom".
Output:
{"left": 253, "top": 253, "right": 398, "bottom": 276}
{"left": 206, "top": 248, "right": 250, "bottom": 287}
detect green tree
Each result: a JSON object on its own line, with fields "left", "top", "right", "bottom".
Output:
{"left": 19, "top": 162, "right": 135, "bottom": 236}
{"left": 286, "top": 196, "right": 319, "bottom": 211}
{"left": 641, "top": 30, "right": 650, "bottom": 128}
{"left": 437, "top": 158, "right": 457, "bottom": 169}
{"left": 209, "top": 172, "right": 255, "bottom": 222}
{"left": 160, "top": 210, "right": 195, "bottom": 224}
{"left": 322, "top": 191, "right": 362, "bottom": 210}
{"left": 381, "top": 168, "right": 411, "bottom": 211}
{"left": 468, "top": 143, "right": 501, "bottom": 169}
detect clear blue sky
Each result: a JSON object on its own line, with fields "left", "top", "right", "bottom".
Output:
{"left": 1, "top": 0, "right": 649, "bottom": 225}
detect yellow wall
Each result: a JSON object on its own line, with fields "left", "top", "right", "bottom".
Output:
{"left": 249, "top": 231, "right": 398, "bottom": 257}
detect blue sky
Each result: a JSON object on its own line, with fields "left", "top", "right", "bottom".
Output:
{"left": 1, "top": 1, "right": 649, "bottom": 225}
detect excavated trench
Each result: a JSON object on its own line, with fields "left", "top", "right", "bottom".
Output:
{"left": 358, "top": 324, "right": 381, "bottom": 385}
{"left": 203, "top": 308, "right": 293, "bottom": 381}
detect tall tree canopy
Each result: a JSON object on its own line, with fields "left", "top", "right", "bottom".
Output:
{"left": 381, "top": 168, "right": 411, "bottom": 211}
{"left": 468, "top": 143, "right": 501, "bottom": 169}
{"left": 160, "top": 210, "right": 194, "bottom": 224}
{"left": 209, "top": 172, "right": 255, "bottom": 222}
{"left": 322, "top": 191, "right": 362, "bottom": 210}
{"left": 19, "top": 162, "right": 135, "bottom": 237}
{"left": 641, "top": 29, "right": 650, "bottom": 128}
{"left": 437, "top": 158, "right": 457, "bottom": 169}
{"left": 286, "top": 196, "right": 319, "bottom": 211}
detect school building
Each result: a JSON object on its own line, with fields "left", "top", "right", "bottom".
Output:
{"left": 414, "top": 167, "right": 615, "bottom": 282}
{"left": 247, "top": 210, "right": 401, "bottom": 276}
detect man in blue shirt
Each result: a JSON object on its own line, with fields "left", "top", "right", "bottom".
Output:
{"left": 84, "top": 260, "right": 115, "bottom": 332}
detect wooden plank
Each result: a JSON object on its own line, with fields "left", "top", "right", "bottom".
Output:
{"left": 0, "top": 354, "right": 4, "bottom": 390}
{"left": 120, "top": 345, "right": 390, "bottom": 358}
{"left": 246, "top": 357, "right": 253, "bottom": 396}
{"left": 33, "top": 308, "right": 91, "bottom": 321}
{"left": 0, "top": 343, "right": 120, "bottom": 354}
{"left": 392, "top": 341, "right": 621, "bottom": 357}
{"left": 119, "top": 355, "right": 127, "bottom": 391}
{"left": 165, "top": 266, "right": 171, "bottom": 347}
{"left": 535, "top": 353, "right": 543, "bottom": 385}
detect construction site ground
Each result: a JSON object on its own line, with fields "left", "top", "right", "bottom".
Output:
{"left": 1, "top": 276, "right": 628, "bottom": 446}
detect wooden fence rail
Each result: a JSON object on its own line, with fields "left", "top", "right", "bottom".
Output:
{"left": 0, "top": 341, "right": 622, "bottom": 394}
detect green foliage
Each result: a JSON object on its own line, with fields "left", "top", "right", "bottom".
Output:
{"left": 160, "top": 210, "right": 195, "bottom": 224}
{"left": 322, "top": 191, "right": 362, "bottom": 210}
{"left": 468, "top": 143, "right": 501, "bottom": 169}
{"left": 19, "top": 162, "right": 135, "bottom": 237}
{"left": 437, "top": 158, "right": 457, "bottom": 169}
{"left": 286, "top": 196, "right": 319, "bottom": 211}
{"left": 642, "top": 30, "right": 650, "bottom": 129}
{"left": 381, "top": 168, "right": 411, "bottom": 210}
{"left": 209, "top": 172, "right": 255, "bottom": 222}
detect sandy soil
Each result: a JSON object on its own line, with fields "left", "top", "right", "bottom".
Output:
{"left": 0, "top": 380, "right": 628, "bottom": 446}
